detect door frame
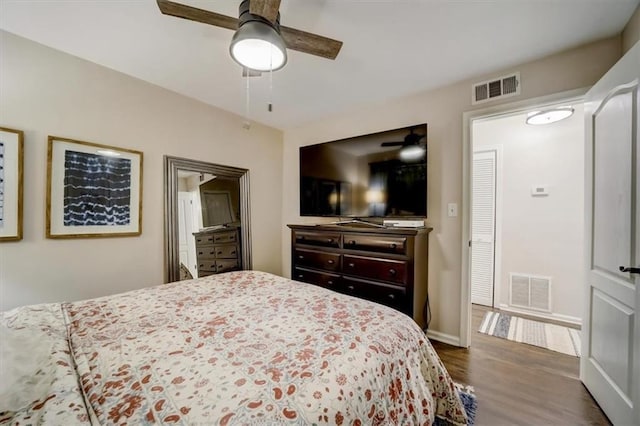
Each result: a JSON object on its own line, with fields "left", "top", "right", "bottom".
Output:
{"left": 177, "top": 190, "right": 199, "bottom": 277}
{"left": 460, "top": 87, "right": 588, "bottom": 347}
{"left": 470, "top": 146, "right": 503, "bottom": 308}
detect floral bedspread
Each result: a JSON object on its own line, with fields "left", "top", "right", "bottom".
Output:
{"left": 0, "top": 304, "right": 93, "bottom": 425}
{"left": 2, "top": 271, "right": 467, "bottom": 425}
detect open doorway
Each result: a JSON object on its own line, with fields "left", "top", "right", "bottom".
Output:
{"left": 468, "top": 101, "right": 585, "bottom": 357}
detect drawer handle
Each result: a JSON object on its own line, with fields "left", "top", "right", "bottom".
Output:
{"left": 348, "top": 240, "right": 356, "bottom": 245}
{"left": 390, "top": 243, "right": 397, "bottom": 249}
{"left": 327, "top": 280, "right": 334, "bottom": 285}
{"left": 388, "top": 294, "right": 395, "bottom": 300}
{"left": 347, "top": 263, "right": 355, "bottom": 268}
{"left": 198, "top": 251, "right": 203, "bottom": 255}
{"left": 298, "top": 274, "right": 304, "bottom": 279}
{"left": 298, "top": 255, "right": 304, "bottom": 259}
{"left": 209, "top": 251, "right": 215, "bottom": 255}
{"left": 347, "top": 285, "right": 355, "bottom": 291}
{"left": 230, "top": 251, "right": 236, "bottom": 255}
{"left": 327, "top": 259, "right": 335, "bottom": 264}
{"left": 217, "top": 251, "right": 223, "bottom": 255}
{"left": 389, "top": 268, "right": 397, "bottom": 276}
{"left": 327, "top": 238, "right": 334, "bottom": 243}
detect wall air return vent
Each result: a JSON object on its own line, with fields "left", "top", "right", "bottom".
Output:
{"left": 509, "top": 272, "right": 551, "bottom": 312}
{"left": 472, "top": 72, "right": 520, "bottom": 105}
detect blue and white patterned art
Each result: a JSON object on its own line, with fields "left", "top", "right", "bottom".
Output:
{"left": 0, "top": 141, "right": 4, "bottom": 227}
{"left": 63, "top": 150, "right": 131, "bottom": 226}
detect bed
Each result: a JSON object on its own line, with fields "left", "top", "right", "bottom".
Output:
{"left": 1, "top": 270, "right": 468, "bottom": 425}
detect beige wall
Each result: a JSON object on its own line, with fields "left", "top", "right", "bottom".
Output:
{"left": 623, "top": 4, "right": 640, "bottom": 53}
{"left": 0, "top": 31, "right": 284, "bottom": 311}
{"left": 474, "top": 105, "right": 585, "bottom": 321}
{"left": 282, "top": 36, "right": 621, "bottom": 339}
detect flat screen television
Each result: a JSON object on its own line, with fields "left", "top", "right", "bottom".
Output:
{"left": 299, "top": 123, "right": 427, "bottom": 218}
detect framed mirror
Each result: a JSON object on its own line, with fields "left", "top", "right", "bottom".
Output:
{"left": 164, "top": 155, "right": 251, "bottom": 283}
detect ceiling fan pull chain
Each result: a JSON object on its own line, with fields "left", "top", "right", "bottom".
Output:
{"left": 268, "top": 46, "right": 274, "bottom": 112}
{"left": 243, "top": 71, "right": 251, "bottom": 129}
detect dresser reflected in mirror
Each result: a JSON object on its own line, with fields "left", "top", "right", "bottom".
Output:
{"left": 164, "top": 156, "right": 251, "bottom": 282}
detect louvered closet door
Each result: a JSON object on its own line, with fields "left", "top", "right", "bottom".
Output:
{"left": 471, "top": 150, "right": 497, "bottom": 306}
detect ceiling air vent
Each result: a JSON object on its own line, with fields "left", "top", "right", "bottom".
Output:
{"left": 472, "top": 72, "right": 520, "bottom": 105}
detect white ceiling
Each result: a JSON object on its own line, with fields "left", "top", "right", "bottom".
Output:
{"left": 1, "top": 0, "right": 638, "bottom": 130}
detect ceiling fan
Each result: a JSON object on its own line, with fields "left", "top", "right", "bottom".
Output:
{"left": 156, "top": 0, "right": 343, "bottom": 73}
{"left": 381, "top": 127, "right": 427, "bottom": 161}
{"left": 381, "top": 127, "right": 427, "bottom": 148}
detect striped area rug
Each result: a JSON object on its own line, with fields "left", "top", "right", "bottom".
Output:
{"left": 479, "top": 311, "right": 581, "bottom": 357}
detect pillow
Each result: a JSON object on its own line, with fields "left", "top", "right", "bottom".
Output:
{"left": 0, "top": 323, "right": 56, "bottom": 413}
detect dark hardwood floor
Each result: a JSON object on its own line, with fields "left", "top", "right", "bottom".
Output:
{"left": 431, "top": 305, "right": 610, "bottom": 425}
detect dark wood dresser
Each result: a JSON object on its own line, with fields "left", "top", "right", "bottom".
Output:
{"left": 288, "top": 224, "right": 431, "bottom": 328}
{"left": 193, "top": 227, "right": 241, "bottom": 277}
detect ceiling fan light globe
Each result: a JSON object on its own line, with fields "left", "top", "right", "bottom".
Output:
{"left": 230, "top": 21, "right": 287, "bottom": 72}
{"left": 399, "top": 145, "right": 425, "bottom": 161}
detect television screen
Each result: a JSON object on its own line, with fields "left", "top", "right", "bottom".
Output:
{"left": 299, "top": 124, "right": 427, "bottom": 218}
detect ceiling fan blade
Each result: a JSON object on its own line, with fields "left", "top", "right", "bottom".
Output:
{"left": 157, "top": 0, "right": 238, "bottom": 31}
{"left": 157, "top": 0, "right": 343, "bottom": 61}
{"left": 242, "top": 67, "right": 262, "bottom": 77}
{"left": 280, "top": 26, "right": 343, "bottom": 60}
{"left": 249, "top": 0, "right": 281, "bottom": 24}
{"left": 381, "top": 142, "right": 405, "bottom": 147}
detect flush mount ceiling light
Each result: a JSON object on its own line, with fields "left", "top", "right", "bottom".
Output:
{"left": 526, "top": 106, "right": 574, "bottom": 125}
{"left": 230, "top": 0, "right": 286, "bottom": 72}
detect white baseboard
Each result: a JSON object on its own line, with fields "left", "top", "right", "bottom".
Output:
{"left": 498, "top": 304, "right": 582, "bottom": 327}
{"left": 426, "top": 329, "right": 462, "bottom": 347}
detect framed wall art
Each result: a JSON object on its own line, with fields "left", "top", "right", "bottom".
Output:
{"left": 46, "top": 136, "right": 143, "bottom": 238}
{"left": 0, "top": 127, "right": 24, "bottom": 242}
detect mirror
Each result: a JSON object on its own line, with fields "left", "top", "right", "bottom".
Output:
{"left": 164, "top": 156, "right": 251, "bottom": 283}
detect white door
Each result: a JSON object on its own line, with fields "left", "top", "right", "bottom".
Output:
{"left": 581, "top": 42, "right": 639, "bottom": 425}
{"left": 178, "top": 191, "right": 198, "bottom": 278}
{"left": 471, "top": 150, "right": 497, "bottom": 306}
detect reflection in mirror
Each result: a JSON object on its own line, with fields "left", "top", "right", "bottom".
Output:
{"left": 164, "top": 156, "right": 251, "bottom": 283}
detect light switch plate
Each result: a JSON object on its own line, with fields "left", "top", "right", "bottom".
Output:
{"left": 531, "top": 185, "right": 549, "bottom": 196}
{"left": 447, "top": 203, "right": 458, "bottom": 217}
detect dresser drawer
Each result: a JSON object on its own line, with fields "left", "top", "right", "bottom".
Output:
{"left": 197, "top": 244, "right": 239, "bottom": 259}
{"left": 294, "top": 231, "right": 340, "bottom": 248}
{"left": 213, "top": 231, "right": 237, "bottom": 244}
{"left": 341, "top": 277, "right": 407, "bottom": 312}
{"left": 343, "top": 234, "right": 407, "bottom": 255}
{"left": 216, "top": 259, "right": 240, "bottom": 273}
{"left": 343, "top": 255, "right": 408, "bottom": 285}
{"left": 197, "top": 260, "right": 217, "bottom": 272}
{"left": 215, "top": 245, "right": 239, "bottom": 259}
{"left": 293, "top": 267, "right": 340, "bottom": 290}
{"left": 198, "top": 258, "right": 239, "bottom": 273}
{"left": 196, "top": 246, "right": 217, "bottom": 259}
{"left": 294, "top": 249, "right": 340, "bottom": 272}
{"left": 195, "top": 234, "right": 215, "bottom": 246}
